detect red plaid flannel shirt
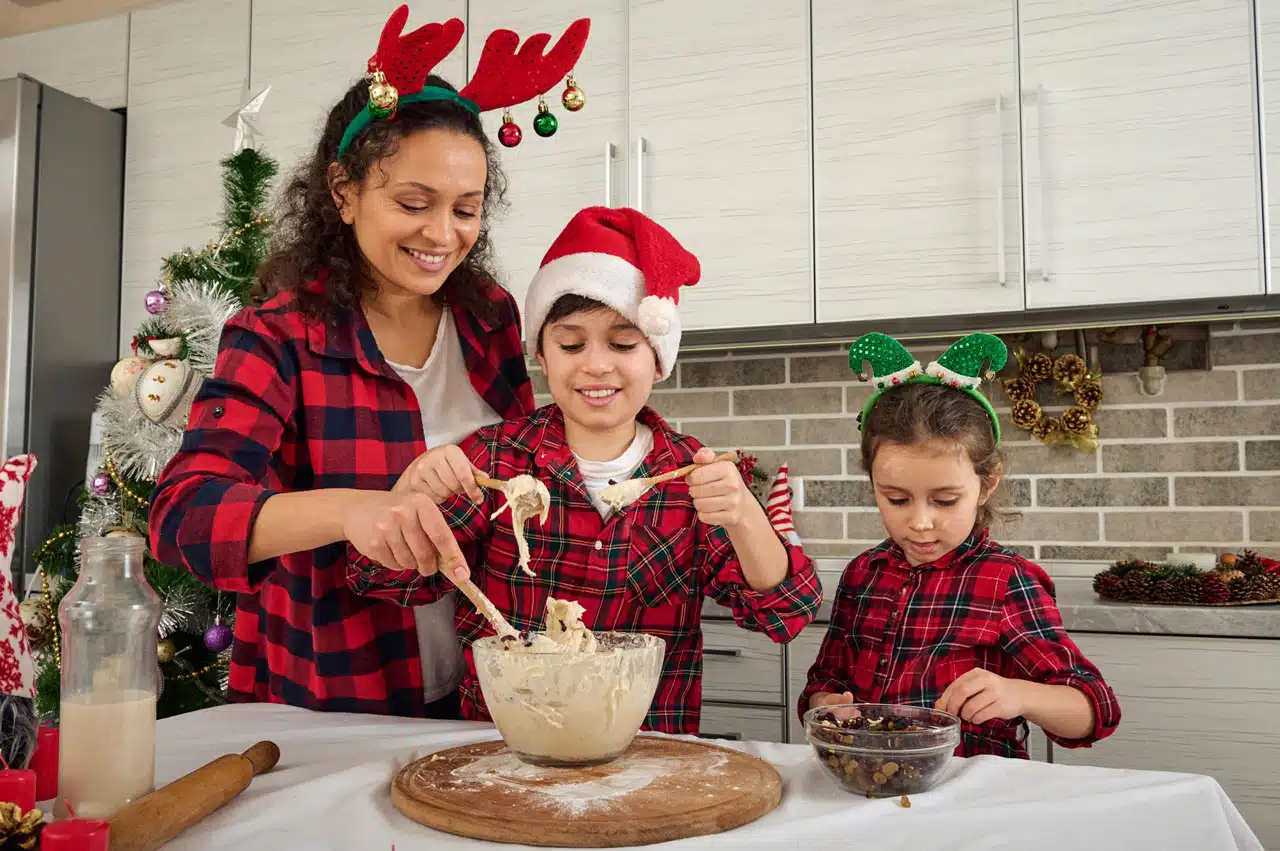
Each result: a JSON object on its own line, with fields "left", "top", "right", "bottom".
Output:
{"left": 348, "top": 405, "right": 822, "bottom": 734}
{"left": 148, "top": 276, "right": 534, "bottom": 715}
{"left": 800, "top": 533, "right": 1120, "bottom": 758}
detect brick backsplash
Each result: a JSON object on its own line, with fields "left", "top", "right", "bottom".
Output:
{"left": 530, "top": 322, "right": 1280, "bottom": 562}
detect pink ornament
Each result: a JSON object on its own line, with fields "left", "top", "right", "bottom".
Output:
{"left": 89, "top": 472, "right": 112, "bottom": 496}
{"left": 203, "top": 621, "right": 233, "bottom": 653}
{"left": 144, "top": 289, "right": 169, "bottom": 315}
{"left": 498, "top": 121, "right": 522, "bottom": 148}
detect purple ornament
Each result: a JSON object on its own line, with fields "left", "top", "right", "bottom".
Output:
{"left": 144, "top": 289, "right": 169, "bottom": 315}
{"left": 204, "top": 622, "right": 234, "bottom": 653}
{"left": 89, "top": 471, "right": 113, "bottom": 496}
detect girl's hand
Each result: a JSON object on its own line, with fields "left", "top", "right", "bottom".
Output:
{"left": 687, "top": 447, "right": 753, "bottom": 529}
{"left": 809, "top": 690, "right": 856, "bottom": 710}
{"left": 343, "top": 490, "right": 470, "bottom": 580}
{"left": 394, "top": 445, "right": 485, "bottom": 504}
{"left": 935, "top": 668, "right": 1027, "bottom": 725}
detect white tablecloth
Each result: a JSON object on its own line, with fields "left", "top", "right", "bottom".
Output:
{"left": 150, "top": 705, "right": 1262, "bottom": 851}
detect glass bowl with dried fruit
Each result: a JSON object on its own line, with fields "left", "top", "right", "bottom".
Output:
{"left": 803, "top": 703, "right": 961, "bottom": 798}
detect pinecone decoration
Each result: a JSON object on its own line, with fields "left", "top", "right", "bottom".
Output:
{"left": 1025, "top": 352, "right": 1053, "bottom": 382}
{"left": 1061, "top": 405, "right": 1094, "bottom": 435}
{"left": 1052, "top": 353, "right": 1088, "bottom": 391}
{"left": 0, "top": 804, "right": 43, "bottom": 850}
{"left": 1031, "top": 417, "right": 1062, "bottom": 442}
{"left": 1229, "top": 576, "right": 1251, "bottom": 602}
{"left": 1216, "top": 568, "right": 1245, "bottom": 584}
{"left": 1200, "top": 573, "right": 1231, "bottom": 604}
{"left": 1112, "top": 558, "right": 1154, "bottom": 576}
{"left": 1074, "top": 379, "right": 1103, "bottom": 412}
{"left": 1119, "top": 573, "right": 1156, "bottom": 602}
{"left": 1241, "top": 573, "right": 1280, "bottom": 602}
{"left": 1011, "top": 399, "right": 1043, "bottom": 430}
{"left": 1166, "top": 576, "right": 1203, "bottom": 604}
{"left": 1093, "top": 571, "right": 1123, "bottom": 599}
{"left": 1003, "top": 376, "right": 1037, "bottom": 402}
{"left": 1237, "top": 550, "right": 1266, "bottom": 577}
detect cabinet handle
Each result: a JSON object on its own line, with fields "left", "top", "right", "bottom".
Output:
{"left": 1025, "top": 86, "right": 1050, "bottom": 282}
{"left": 697, "top": 731, "right": 743, "bottom": 741}
{"left": 603, "top": 142, "right": 616, "bottom": 207}
{"left": 635, "top": 136, "right": 647, "bottom": 213}
{"left": 704, "top": 648, "right": 742, "bottom": 658}
{"left": 994, "top": 94, "right": 1006, "bottom": 287}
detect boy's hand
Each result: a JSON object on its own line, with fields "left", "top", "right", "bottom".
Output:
{"left": 687, "top": 447, "right": 754, "bottom": 529}
{"left": 394, "top": 445, "right": 485, "bottom": 504}
{"left": 935, "top": 668, "right": 1027, "bottom": 725}
{"left": 809, "top": 690, "right": 855, "bottom": 710}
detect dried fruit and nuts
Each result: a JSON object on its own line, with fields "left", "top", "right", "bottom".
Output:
{"left": 809, "top": 710, "right": 952, "bottom": 798}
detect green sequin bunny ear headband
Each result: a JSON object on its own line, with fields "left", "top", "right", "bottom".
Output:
{"left": 848, "top": 332, "right": 1009, "bottom": 441}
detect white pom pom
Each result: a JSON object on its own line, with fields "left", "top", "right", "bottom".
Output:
{"left": 637, "top": 296, "right": 675, "bottom": 336}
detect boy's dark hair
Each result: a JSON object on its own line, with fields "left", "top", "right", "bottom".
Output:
{"left": 535, "top": 294, "right": 630, "bottom": 352}
{"left": 256, "top": 74, "right": 509, "bottom": 322}
{"left": 859, "top": 382, "right": 1009, "bottom": 532}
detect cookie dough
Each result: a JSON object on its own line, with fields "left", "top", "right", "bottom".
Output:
{"left": 489, "top": 474, "right": 551, "bottom": 577}
{"left": 599, "top": 477, "right": 651, "bottom": 512}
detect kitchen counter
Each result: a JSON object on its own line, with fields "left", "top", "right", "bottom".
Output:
{"left": 704, "top": 562, "right": 1280, "bottom": 640}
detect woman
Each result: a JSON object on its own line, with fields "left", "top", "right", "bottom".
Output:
{"left": 149, "top": 55, "right": 538, "bottom": 719}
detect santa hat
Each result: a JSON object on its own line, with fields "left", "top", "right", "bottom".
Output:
{"left": 524, "top": 207, "right": 701, "bottom": 380}
{"left": 766, "top": 463, "right": 802, "bottom": 547}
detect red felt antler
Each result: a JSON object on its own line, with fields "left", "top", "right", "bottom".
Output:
{"left": 459, "top": 18, "right": 590, "bottom": 113}
{"left": 369, "top": 5, "right": 465, "bottom": 95}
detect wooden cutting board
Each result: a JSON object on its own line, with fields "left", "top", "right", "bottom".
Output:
{"left": 391, "top": 736, "right": 783, "bottom": 847}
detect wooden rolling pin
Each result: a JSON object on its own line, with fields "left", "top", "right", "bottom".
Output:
{"left": 106, "top": 740, "right": 280, "bottom": 851}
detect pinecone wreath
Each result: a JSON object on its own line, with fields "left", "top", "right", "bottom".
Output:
{"left": 1093, "top": 555, "right": 1276, "bottom": 605}
{"left": 0, "top": 804, "right": 42, "bottom": 850}
{"left": 1002, "top": 346, "right": 1103, "bottom": 451}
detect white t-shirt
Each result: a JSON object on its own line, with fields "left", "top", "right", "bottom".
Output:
{"left": 572, "top": 424, "right": 655, "bottom": 518}
{"left": 386, "top": 308, "right": 502, "bottom": 704}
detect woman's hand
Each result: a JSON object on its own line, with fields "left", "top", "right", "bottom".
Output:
{"left": 342, "top": 490, "right": 470, "bottom": 579}
{"left": 394, "top": 445, "right": 485, "bottom": 504}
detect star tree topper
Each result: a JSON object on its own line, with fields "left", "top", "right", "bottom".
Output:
{"left": 222, "top": 85, "right": 271, "bottom": 152}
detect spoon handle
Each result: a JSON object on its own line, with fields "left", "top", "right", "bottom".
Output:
{"left": 644, "top": 451, "right": 739, "bottom": 487}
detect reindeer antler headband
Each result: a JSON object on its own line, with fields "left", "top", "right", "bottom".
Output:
{"left": 848, "top": 332, "right": 1009, "bottom": 441}
{"left": 337, "top": 5, "right": 591, "bottom": 159}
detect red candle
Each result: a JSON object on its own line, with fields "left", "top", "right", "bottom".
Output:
{"left": 0, "top": 765, "right": 35, "bottom": 811}
{"left": 30, "top": 725, "right": 58, "bottom": 801}
{"left": 41, "top": 817, "right": 110, "bottom": 851}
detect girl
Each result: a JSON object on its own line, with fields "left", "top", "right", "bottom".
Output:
{"left": 801, "top": 333, "right": 1120, "bottom": 758}
{"left": 149, "top": 7, "right": 587, "bottom": 718}
{"left": 349, "top": 207, "right": 822, "bottom": 734}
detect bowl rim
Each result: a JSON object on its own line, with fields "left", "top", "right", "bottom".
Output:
{"left": 802, "top": 701, "right": 961, "bottom": 732}
{"left": 804, "top": 731, "right": 958, "bottom": 757}
{"left": 472, "top": 630, "right": 666, "bottom": 655}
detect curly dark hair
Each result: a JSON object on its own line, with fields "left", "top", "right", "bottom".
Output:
{"left": 256, "top": 74, "right": 509, "bottom": 322}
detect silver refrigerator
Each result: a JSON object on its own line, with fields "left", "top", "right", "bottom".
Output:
{"left": 0, "top": 75, "right": 124, "bottom": 593}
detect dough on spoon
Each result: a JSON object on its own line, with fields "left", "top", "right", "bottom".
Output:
{"left": 489, "top": 474, "right": 551, "bottom": 577}
{"left": 502, "top": 597, "right": 598, "bottom": 654}
{"left": 599, "top": 477, "right": 650, "bottom": 512}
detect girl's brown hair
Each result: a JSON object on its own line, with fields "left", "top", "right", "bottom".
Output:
{"left": 256, "top": 74, "right": 509, "bottom": 321}
{"left": 859, "top": 382, "right": 1008, "bottom": 532}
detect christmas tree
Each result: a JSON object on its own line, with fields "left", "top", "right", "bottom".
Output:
{"left": 24, "top": 148, "right": 276, "bottom": 719}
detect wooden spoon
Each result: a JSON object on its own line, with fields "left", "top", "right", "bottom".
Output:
{"left": 443, "top": 565, "right": 519, "bottom": 640}
{"left": 599, "top": 450, "right": 740, "bottom": 511}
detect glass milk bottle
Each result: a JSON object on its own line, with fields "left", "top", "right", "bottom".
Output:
{"left": 55, "top": 537, "right": 163, "bottom": 819}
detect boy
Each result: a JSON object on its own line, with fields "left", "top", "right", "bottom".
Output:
{"left": 349, "top": 206, "right": 821, "bottom": 733}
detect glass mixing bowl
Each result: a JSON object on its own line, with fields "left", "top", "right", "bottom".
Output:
{"left": 803, "top": 702, "right": 961, "bottom": 797}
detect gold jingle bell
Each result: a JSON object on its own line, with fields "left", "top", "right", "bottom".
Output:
{"left": 368, "top": 69, "right": 399, "bottom": 119}
{"left": 562, "top": 73, "right": 585, "bottom": 112}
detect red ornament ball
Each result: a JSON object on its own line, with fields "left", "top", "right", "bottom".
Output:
{"left": 498, "top": 121, "right": 522, "bottom": 148}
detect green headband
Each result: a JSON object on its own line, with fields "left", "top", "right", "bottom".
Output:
{"left": 336, "top": 86, "right": 480, "bottom": 160}
{"left": 848, "top": 332, "right": 1008, "bottom": 441}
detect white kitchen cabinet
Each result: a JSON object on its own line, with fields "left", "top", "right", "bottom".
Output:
{"left": 628, "top": 0, "right": 813, "bottom": 331}
{"left": 1018, "top": 0, "right": 1264, "bottom": 308}
{"left": 121, "top": 0, "right": 252, "bottom": 355}
{"left": 466, "top": 0, "right": 627, "bottom": 314}
{"left": 0, "top": 16, "right": 130, "bottom": 110}
{"left": 699, "top": 703, "right": 787, "bottom": 744}
{"left": 1056, "top": 634, "right": 1280, "bottom": 850}
{"left": 813, "top": 0, "right": 1024, "bottom": 323}
{"left": 250, "top": 0, "right": 466, "bottom": 183}
{"left": 785, "top": 630, "right": 824, "bottom": 744}
{"left": 1258, "top": 0, "right": 1280, "bottom": 294}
